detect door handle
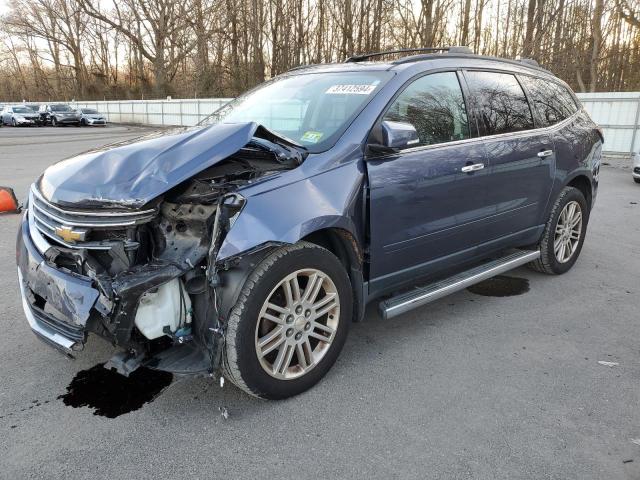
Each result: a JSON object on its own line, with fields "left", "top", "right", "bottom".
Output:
{"left": 537, "top": 149, "right": 554, "bottom": 158}
{"left": 461, "top": 163, "right": 485, "bottom": 173}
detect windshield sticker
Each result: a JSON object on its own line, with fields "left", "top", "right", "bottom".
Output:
{"left": 325, "top": 84, "right": 377, "bottom": 95}
{"left": 301, "top": 131, "right": 324, "bottom": 143}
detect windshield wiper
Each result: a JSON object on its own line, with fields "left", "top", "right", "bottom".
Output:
{"left": 251, "top": 125, "right": 308, "bottom": 165}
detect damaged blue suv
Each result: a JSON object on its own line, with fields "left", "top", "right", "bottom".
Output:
{"left": 17, "top": 47, "right": 601, "bottom": 399}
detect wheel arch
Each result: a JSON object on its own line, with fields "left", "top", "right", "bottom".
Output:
{"left": 566, "top": 174, "right": 593, "bottom": 210}
{"left": 301, "top": 227, "right": 366, "bottom": 323}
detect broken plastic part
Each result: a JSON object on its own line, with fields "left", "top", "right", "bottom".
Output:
{"left": 105, "top": 350, "right": 145, "bottom": 377}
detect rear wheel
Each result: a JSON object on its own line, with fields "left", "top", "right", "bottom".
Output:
{"left": 529, "top": 186, "right": 589, "bottom": 275}
{"left": 634, "top": 178, "right": 640, "bottom": 184}
{"left": 223, "top": 242, "right": 352, "bottom": 399}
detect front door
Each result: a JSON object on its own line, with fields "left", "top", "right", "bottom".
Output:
{"left": 366, "top": 71, "right": 494, "bottom": 295}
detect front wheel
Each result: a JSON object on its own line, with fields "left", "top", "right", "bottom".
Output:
{"left": 51, "top": 117, "right": 57, "bottom": 127}
{"left": 223, "top": 242, "right": 352, "bottom": 399}
{"left": 634, "top": 178, "right": 640, "bottom": 184}
{"left": 529, "top": 186, "right": 589, "bottom": 275}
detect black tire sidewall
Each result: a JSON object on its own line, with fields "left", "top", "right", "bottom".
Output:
{"left": 543, "top": 187, "right": 589, "bottom": 274}
{"left": 228, "top": 245, "right": 352, "bottom": 399}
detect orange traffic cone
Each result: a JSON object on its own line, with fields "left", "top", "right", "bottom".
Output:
{"left": 0, "top": 187, "right": 20, "bottom": 214}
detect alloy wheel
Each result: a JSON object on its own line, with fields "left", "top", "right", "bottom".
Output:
{"left": 254, "top": 268, "right": 340, "bottom": 380}
{"left": 554, "top": 200, "right": 582, "bottom": 263}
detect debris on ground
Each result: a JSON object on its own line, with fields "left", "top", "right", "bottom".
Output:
{"left": 219, "top": 406, "right": 229, "bottom": 420}
{"left": 597, "top": 361, "right": 619, "bottom": 367}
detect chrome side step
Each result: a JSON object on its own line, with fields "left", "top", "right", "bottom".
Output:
{"left": 379, "top": 249, "right": 540, "bottom": 320}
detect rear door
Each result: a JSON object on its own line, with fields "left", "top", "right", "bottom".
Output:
{"left": 463, "top": 70, "right": 555, "bottom": 239}
{"left": 519, "top": 75, "right": 588, "bottom": 173}
{"left": 366, "top": 71, "right": 492, "bottom": 293}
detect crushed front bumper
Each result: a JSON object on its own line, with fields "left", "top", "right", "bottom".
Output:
{"left": 16, "top": 213, "right": 100, "bottom": 354}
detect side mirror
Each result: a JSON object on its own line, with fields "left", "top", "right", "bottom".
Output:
{"left": 381, "top": 120, "right": 419, "bottom": 150}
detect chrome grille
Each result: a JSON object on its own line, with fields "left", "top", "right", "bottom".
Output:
{"left": 29, "top": 186, "right": 156, "bottom": 250}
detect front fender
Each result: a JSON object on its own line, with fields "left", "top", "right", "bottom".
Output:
{"left": 216, "top": 161, "right": 365, "bottom": 262}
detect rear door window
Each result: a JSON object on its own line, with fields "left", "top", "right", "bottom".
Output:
{"left": 464, "top": 71, "right": 535, "bottom": 136}
{"left": 382, "top": 71, "right": 470, "bottom": 148}
{"left": 519, "top": 76, "right": 578, "bottom": 126}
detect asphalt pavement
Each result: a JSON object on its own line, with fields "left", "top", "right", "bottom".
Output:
{"left": 1, "top": 125, "right": 639, "bottom": 479}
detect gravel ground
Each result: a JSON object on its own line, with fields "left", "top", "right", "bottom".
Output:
{"left": 0, "top": 126, "right": 639, "bottom": 480}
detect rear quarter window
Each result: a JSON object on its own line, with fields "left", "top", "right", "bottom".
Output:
{"left": 464, "top": 70, "right": 535, "bottom": 136}
{"left": 519, "top": 76, "right": 578, "bottom": 126}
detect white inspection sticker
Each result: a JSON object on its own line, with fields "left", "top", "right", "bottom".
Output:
{"left": 325, "top": 84, "right": 377, "bottom": 95}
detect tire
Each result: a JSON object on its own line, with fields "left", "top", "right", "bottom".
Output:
{"left": 12, "top": 118, "right": 17, "bottom": 127}
{"left": 223, "top": 242, "right": 352, "bottom": 399}
{"left": 528, "top": 186, "right": 589, "bottom": 275}
{"left": 81, "top": 118, "right": 86, "bottom": 126}
{"left": 51, "top": 117, "right": 57, "bottom": 127}
{"left": 634, "top": 178, "right": 640, "bottom": 184}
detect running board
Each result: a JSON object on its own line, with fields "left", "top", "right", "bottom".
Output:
{"left": 379, "top": 249, "right": 540, "bottom": 320}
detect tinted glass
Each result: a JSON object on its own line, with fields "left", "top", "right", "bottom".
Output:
{"left": 201, "top": 71, "right": 393, "bottom": 153}
{"left": 519, "top": 76, "right": 578, "bottom": 126}
{"left": 82, "top": 109, "right": 98, "bottom": 114}
{"left": 382, "top": 72, "right": 470, "bottom": 147}
{"left": 13, "top": 107, "right": 31, "bottom": 113}
{"left": 465, "top": 71, "right": 534, "bottom": 135}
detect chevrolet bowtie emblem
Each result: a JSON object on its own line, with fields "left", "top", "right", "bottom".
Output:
{"left": 54, "top": 225, "right": 85, "bottom": 243}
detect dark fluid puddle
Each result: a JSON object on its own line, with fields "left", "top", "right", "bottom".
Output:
{"left": 467, "top": 275, "right": 530, "bottom": 297}
{"left": 59, "top": 363, "right": 173, "bottom": 418}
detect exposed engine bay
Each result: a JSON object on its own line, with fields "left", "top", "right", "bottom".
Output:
{"left": 19, "top": 126, "right": 304, "bottom": 376}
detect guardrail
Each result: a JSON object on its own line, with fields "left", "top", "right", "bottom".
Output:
{"left": 576, "top": 92, "right": 640, "bottom": 157}
{"left": 72, "top": 98, "right": 233, "bottom": 127}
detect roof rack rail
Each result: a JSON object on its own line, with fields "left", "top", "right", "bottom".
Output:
{"left": 518, "top": 58, "right": 539, "bottom": 67}
{"left": 345, "top": 46, "right": 472, "bottom": 63}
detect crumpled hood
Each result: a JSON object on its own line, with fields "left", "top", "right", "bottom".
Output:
{"left": 38, "top": 122, "right": 260, "bottom": 209}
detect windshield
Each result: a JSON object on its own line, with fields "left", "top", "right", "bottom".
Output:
{"left": 51, "top": 105, "right": 73, "bottom": 112}
{"left": 200, "top": 71, "right": 393, "bottom": 152}
{"left": 13, "top": 107, "right": 31, "bottom": 113}
{"left": 82, "top": 109, "right": 98, "bottom": 114}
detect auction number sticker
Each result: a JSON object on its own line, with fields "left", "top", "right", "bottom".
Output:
{"left": 325, "top": 84, "right": 377, "bottom": 95}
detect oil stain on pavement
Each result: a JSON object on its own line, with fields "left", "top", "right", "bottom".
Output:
{"left": 467, "top": 275, "right": 530, "bottom": 297}
{"left": 59, "top": 363, "right": 173, "bottom": 418}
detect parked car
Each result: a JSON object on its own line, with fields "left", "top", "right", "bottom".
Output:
{"left": 2, "top": 105, "right": 41, "bottom": 126}
{"left": 633, "top": 153, "right": 640, "bottom": 184}
{"left": 16, "top": 47, "right": 602, "bottom": 399}
{"left": 78, "top": 108, "right": 107, "bottom": 126}
{"left": 38, "top": 103, "right": 81, "bottom": 126}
